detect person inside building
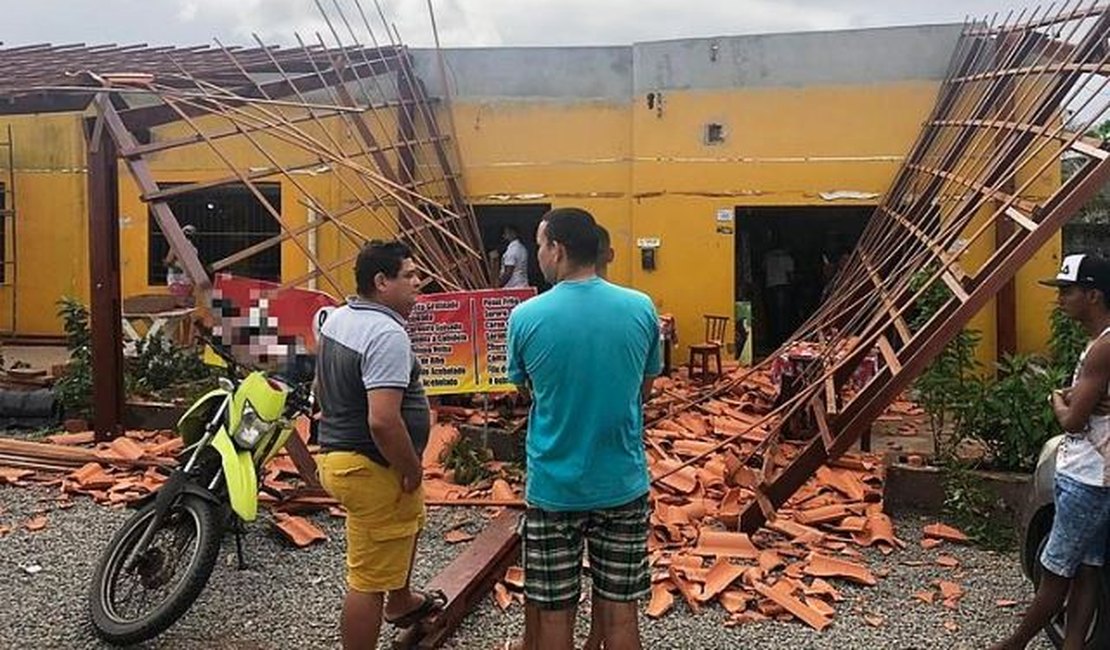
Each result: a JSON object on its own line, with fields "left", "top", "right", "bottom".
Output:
{"left": 762, "top": 234, "right": 795, "bottom": 346}
{"left": 499, "top": 224, "right": 531, "bottom": 288}
{"left": 990, "top": 254, "right": 1110, "bottom": 650}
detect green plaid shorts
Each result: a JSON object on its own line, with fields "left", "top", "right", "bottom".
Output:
{"left": 522, "top": 494, "right": 650, "bottom": 610}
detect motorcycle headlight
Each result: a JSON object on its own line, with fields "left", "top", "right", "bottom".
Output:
{"left": 233, "top": 402, "right": 275, "bottom": 449}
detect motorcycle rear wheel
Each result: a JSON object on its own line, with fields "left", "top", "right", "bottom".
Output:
{"left": 88, "top": 494, "right": 223, "bottom": 645}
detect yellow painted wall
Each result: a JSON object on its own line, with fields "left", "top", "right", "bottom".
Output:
{"left": 0, "top": 78, "right": 1065, "bottom": 364}
{"left": 0, "top": 113, "right": 89, "bottom": 335}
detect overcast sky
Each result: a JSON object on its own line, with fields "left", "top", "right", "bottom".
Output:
{"left": 1, "top": 0, "right": 1050, "bottom": 50}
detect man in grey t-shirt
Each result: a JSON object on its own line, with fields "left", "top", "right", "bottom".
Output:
{"left": 315, "top": 240, "right": 442, "bottom": 649}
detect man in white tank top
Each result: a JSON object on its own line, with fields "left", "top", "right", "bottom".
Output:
{"left": 992, "top": 253, "right": 1110, "bottom": 650}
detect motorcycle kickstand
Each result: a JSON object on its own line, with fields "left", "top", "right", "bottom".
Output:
{"left": 233, "top": 524, "right": 248, "bottom": 571}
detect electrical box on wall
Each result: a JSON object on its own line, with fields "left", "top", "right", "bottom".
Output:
{"left": 637, "top": 238, "right": 660, "bottom": 271}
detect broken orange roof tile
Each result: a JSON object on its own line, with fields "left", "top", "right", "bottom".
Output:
{"left": 794, "top": 504, "right": 851, "bottom": 526}
{"left": 675, "top": 412, "right": 710, "bottom": 436}
{"left": 852, "top": 512, "right": 904, "bottom": 549}
{"left": 731, "top": 466, "right": 761, "bottom": 490}
{"left": 682, "top": 498, "right": 713, "bottom": 521}
{"left": 783, "top": 562, "right": 807, "bottom": 580}
{"left": 667, "top": 565, "right": 702, "bottom": 614}
{"left": 803, "top": 577, "right": 843, "bottom": 602}
{"left": 147, "top": 438, "right": 183, "bottom": 458}
{"left": 45, "top": 432, "right": 96, "bottom": 446}
{"left": 935, "top": 555, "right": 960, "bottom": 569}
{"left": 646, "top": 583, "right": 675, "bottom": 619}
{"left": 719, "top": 590, "right": 750, "bottom": 614}
{"left": 653, "top": 459, "right": 699, "bottom": 494}
{"left": 422, "top": 478, "right": 467, "bottom": 501}
{"left": 804, "top": 553, "right": 877, "bottom": 586}
{"left": 833, "top": 515, "right": 868, "bottom": 533}
{"left": 754, "top": 581, "right": 832, "bottom": 632}
{"left": 444, "top": 528, "right": 474, "bottom": 544}
{"left": 106, "top": 437, "right": 146, "bottom": 461}
{"left": 829, "top": 455, "right": 875, "bottom": 472}
{"left": 758, "top": 550, "right": 783, "bottom": 574}
{"left": 913, "top": 590, "right": 936, "bottom": 604}
{"left": 669, "top": 554, "right": 704, "bottom": 571}
{"left": 654, "top": 503, "right": 690, "bottom": 527}
{"left": 816, "top": 465, "right": 866, "bottom": 502}
{"left": 504, "top": 566, "right": 525, "bottom": 590}
{"left": 996, "top": 599, "right": 1019, "bottom": 608}
{"left": 924, "top": 522, "right": 970, "bottom": 543}
{"left": 699, "top": 558, "right": 746, "bottom": 602}
{"left": 494, "top": 582, "right": 513, "bottom": 610}
{"left": 0, "top": 524, "right": 9, "bottom": 537}
{"left": 693, "top": 530, "right": 759, "bottom": 560}
{"left": 938, "top": 580, "right": 963, "bottom": 601}
{"left": 272, "top": 513, "right": 327, "bottom": 547}
{"left": 921, "top": 538, "right": 944, "bottom": 550}
{"left": 672, "top": 439, "right": 718, "bottom": 458}
{"left": 490, "top": 479, "right": 516, "bottom": 501}
{"left": 769, "top": 519, "right": 824, "bottom": 544}
{"left": 23, "top": 514, "right": 47, "bottom": 532}
{"left": 328, "top": 506, "right": 346, "bottom": 519}
{"left": 70, "top": 462, "right": 115, "bottom": 490}
{"left": 0, "top": 467, "right": 35, "bottom": 484}
{"left": 742, "top": 566, "right": 764, "bottom": 587}
{"left": 802, "top": 594, "right": 833, "bottom": 618}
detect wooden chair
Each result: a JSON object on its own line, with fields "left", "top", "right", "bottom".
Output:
{"left": 687, "top": 315, "right": 730, "bottom": 381}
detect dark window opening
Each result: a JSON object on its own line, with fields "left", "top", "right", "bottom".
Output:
{"left": 148, "top": 183, "right": 282, "bottom": 285}
{"left": 472, "top": 203, "right": 551, "bottom": 292}
{"left": 736, "top": 205, "right": 873, "bottom": 359}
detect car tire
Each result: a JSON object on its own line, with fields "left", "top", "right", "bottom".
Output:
{"left": 1031, "top": 528, "right": 1110, "bottom": 649}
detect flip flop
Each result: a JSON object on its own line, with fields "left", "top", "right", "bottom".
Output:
{"left": 385, "top": 589, "right": 447, "bottom": 628}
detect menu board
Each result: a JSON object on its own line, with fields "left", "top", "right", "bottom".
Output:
{"left": 408, "top": 287, "right": 535, "bottom": 394}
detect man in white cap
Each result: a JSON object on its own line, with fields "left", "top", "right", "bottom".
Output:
{"left": 991, "top": 253, "right": 1110, "bottom": 649}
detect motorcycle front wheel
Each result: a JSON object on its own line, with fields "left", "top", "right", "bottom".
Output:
{"left": 88, "top": 494, "right": 223, "bottom": 645}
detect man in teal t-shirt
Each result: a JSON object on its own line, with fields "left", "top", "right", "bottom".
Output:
{"left": 507, "top": 207, "right": 661, "bottom": 650}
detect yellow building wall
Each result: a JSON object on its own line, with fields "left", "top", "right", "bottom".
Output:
{"left": 0, "top": 78, "right": 1065, "bottom": 363}
{"left": 0, "top": 113, "right": 89, "bottom": 336}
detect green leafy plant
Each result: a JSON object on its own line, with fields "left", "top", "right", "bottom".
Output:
{"left": 962, "top": 354, "right": 1066, "bottom": 472}
{"left": 128, "top": 331, "right": 212, "bottom": 395}
{"left": 440, "top": 435, "right": 493, "bottom": 486}
{"left": 54, "top": 297, "right": 93, "bottom": 416}
{"left": 941, "top": 463, "right": 1015, "bottom": 551}
{"left": 908, "top": 268, "right": 982, "bottom": 458}
{"left": 1049, "top": 306, "right": 1086, "bottom": 379}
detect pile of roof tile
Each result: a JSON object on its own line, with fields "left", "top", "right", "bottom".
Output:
{"left": 461, "top": 363, "right": 914, "bottom": 630}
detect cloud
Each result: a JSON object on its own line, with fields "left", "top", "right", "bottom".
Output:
{"left": 0, "top": 0, "right": 1051, "bottom": 49}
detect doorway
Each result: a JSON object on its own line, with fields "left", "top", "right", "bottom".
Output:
{"left": 472, "top": 203, "right": 551, "bottom": 291}
{"left": 735, "top": 205, "right": 873, "bottom": 358}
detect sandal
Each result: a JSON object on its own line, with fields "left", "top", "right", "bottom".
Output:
{"left": 385, "top": 589, "right": 447, "bottom": 628}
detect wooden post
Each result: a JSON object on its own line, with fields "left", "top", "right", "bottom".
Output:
{"left": 86, "top": 110, "right": 125, "bottom": 441}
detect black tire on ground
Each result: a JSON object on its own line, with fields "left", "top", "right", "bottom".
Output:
{"left": 87, "top": 494, "right": 223, "bottom": 645}
{"left": 1032, "top": 529, "right": 1110, "bottom": 649}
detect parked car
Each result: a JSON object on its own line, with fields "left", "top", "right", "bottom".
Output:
{"left": 1022, "top": 434, "right": 1110, "bottom": 648}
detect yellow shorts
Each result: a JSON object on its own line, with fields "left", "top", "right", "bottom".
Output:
{"left": 317, "top": 451, "right": 426, "bottom": 593}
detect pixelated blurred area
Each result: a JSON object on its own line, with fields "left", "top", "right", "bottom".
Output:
{"left": 208, "top": 274, "right": 339, "bottom": 383}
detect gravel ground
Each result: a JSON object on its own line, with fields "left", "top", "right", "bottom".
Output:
{"left": 0, "top": 485, "right": 1052, "bottom": 650}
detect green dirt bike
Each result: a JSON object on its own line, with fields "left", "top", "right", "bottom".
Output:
{"left": 87, "top": 337, "right": 314, "bottom": 645}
